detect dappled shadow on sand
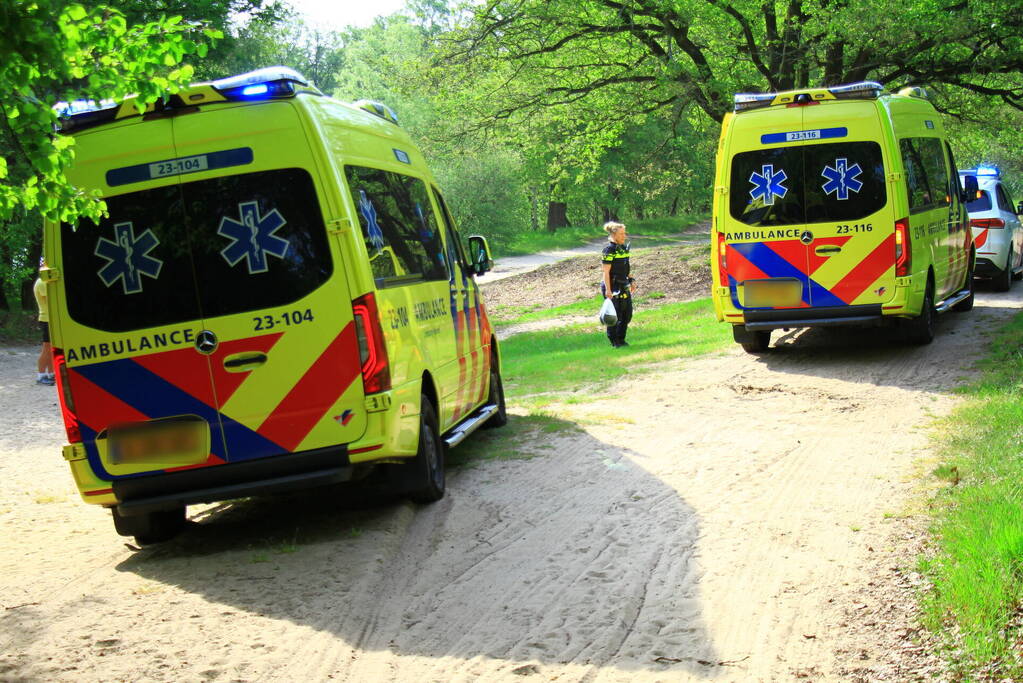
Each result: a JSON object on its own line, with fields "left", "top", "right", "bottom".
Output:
{"left": 117, "top": 415, "right": 720, "bottom": 679}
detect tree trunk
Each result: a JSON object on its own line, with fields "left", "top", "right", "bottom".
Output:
{"left": 635, "top": 205, "right": 645, "bottom": 220}
{"left": 529, "top": 189, "right": 540, "bottom": 232}
{"left": 545, "top": 201, "right": 569, "bottom": 232}
{"left": 601, "top": 207, "right": 619, "bottom": 223}
{"left": 669, "top": 195, "right": 679, "bottom": 217}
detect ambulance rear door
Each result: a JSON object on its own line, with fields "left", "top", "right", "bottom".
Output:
{"left": 169, "top": 101, "right": 367, "bottom": 463}
{"left": 724, "top": 102, "right": 894, "bottom": 310}
{"left": 56, "top": 118, "right": 228, "bottom": 480}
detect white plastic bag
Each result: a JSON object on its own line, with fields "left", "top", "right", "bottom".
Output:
{"left": 598, "top": 298, "right": 618, "bottom": 326}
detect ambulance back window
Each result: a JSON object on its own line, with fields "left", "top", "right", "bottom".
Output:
{"left": 730, "top": 141, "right": 887, "bottom": 226}
{"left": 61, "top": 167, "right": 332, "bottom": 333}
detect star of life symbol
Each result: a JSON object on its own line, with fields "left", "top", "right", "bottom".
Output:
{"left": 749, "top": 164, "right": 788, "bottom": 205}
{"left": 359, "top": 190, "right": 385, "bottom": 252}
{"left": 821, "top": 158, "right": 864, "bottom": 200}
{"left": 218, "top": 201, "right": 289, "bottom": 274}
{"left": 94, "top": 222, "right": 162, "bottom": 295}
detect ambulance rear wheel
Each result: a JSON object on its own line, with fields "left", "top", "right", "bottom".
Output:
{"left": 409, "top": 395, "right": 445, "bottom": 504}
{"left": 111, "top": 506, "right": 186, "bottom": 545}
{"left": 739, "top": 330, "right": 771, "bottom": 354}
{"left": 484, "top": 362, "right": 507, "bottom": 429}
{"left": 905, "top": 284, "right": 935, "bottom": 345}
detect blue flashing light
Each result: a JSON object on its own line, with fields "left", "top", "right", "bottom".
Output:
{"left": 241, "top": 84, "right": 270, "bottom": 97}
{"left": 976, "top": 165, "right": 1000, "bottom": 177}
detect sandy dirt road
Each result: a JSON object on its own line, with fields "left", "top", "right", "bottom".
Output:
{"left": 1, "top": 285, "right": 1020, "bottom": 683}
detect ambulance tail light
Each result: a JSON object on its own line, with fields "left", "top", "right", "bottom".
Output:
{"left": 52, "top": 349, "right": 81, "bottom": 443}
{"left": 352, "top": 293, "right": 391, "bottom": 394}
{"left": 895, "top": 218, "right": 911, "bottom": 277}
{"left": 717, "top": 232, "right": 728, "bottom": 283}
{"left": 970, "top": 218, "right": 1006, "bottom": 229}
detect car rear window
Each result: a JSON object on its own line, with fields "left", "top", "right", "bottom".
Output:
{"left": 730, "top": 141, "right": 887, "bottom": 226}
{"left": 966, "top": 189, "right": 993, "bottom": 213}
{"left": 61, "top": 167, "right": 332, "bottom": 332}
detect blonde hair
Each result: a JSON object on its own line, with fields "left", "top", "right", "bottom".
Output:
{"left": 604, "top": 221, "right": 625, "bottom": 238}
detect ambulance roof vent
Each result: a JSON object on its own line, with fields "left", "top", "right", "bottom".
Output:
{"left": 896, "top": 85, "right": 930, "bottom": 99}
{"left": 352, "top": 100, "right": 400, "bottom": 125}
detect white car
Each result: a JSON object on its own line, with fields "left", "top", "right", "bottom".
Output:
{"left": 959, "top": 167, "right": 1023, "bottom": 291}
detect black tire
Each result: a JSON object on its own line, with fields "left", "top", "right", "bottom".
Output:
{"left": 408, "top": 395, "right": 444, "bottom": 504}
{"left": 995, "top": 247, "right": 1013, "bottom": 292}
{"left": 740, "top": 330, "right": 771, "bottom": 354}
{"left": 111, "top": 506, "right": 186, "bottom": 545}
{"left": 952, "top": 252, "right": 975, "bottom": 312}
{"left": 483, "top": 360, "right": 507, "bottom": 429}
{"left": 905, "top": 282, "right": 935, "bottom": 345}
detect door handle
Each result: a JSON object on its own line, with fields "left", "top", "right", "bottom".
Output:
{"left": 223, "top": 352, "right": 267, "bottom": 372}
{"left": 815, "top": 245, "right": 841, "bottom": 256}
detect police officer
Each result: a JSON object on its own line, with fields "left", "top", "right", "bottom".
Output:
{"left": 600, "top": 221, "right": 634, "bottom": 347}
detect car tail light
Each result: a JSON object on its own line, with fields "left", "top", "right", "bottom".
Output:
{"left": 895, "top": 218, "right": 911, "bottom": 277}
{"left": 970, "top": 218, "right": 1006, "bottom": 229}
{"left": 352, "top": 293, "right": 391, "bottom": 394}
{"left": 717, "top": 232, "right": 728, "bottom": 284}
{"left": 52, "top": 349, "right": 81, "bottom": 443}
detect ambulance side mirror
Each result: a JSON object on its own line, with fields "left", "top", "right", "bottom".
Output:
{"left": 1017, "top": 201, "right": 1023, "bottom": 216}
{"left": 467, "top": 235, "right": 493, "bottom": 275}
{"left": 961, "top": 174, "right": 978, "bottom": 204}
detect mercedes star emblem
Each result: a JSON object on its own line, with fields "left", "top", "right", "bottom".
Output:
{"left": 195, "top": 330, "right": 218, "bottom": 355}
{"left": 799, "top": 230, "right": 814, "bottom": 245}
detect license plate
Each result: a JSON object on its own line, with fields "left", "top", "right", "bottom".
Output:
{"left": 108, "top": 419, "right": 207, "bottom": 466}
{"left": 742, "top": 279, "right": 803, "bottom": 308}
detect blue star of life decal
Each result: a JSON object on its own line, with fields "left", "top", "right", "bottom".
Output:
{"left": 218, "top": 201, "right": 290, "bottom": 274}
{"left": 358, "top": 190, "right": 385, "bottom": 252}
{"left": 821, "top": 158, "right": 864, "bottom": 200}
{"left": 749, "top": 164, "right": 788, "bottom": 205}
{"left": 94, "top": 221, "right": 163, "bottom": 295}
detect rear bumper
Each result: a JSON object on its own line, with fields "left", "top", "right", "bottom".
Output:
{"left": 739, "top": 304, "right": 885, "bottom": 332}
{"left": 974, "top": 257, "right": 1006, "bottom": 277}
{"left": 112, "top": 446, "right": 354, "bottom": 516}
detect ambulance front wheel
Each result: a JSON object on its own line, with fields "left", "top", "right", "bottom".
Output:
{"left": 408, "top": 395, "right": 445, "bottom": 504}
{"left": 484, "top": 361, "right": 507, "bottom": 429}
{"left": 111, "top": 506, "right": 186, "bottom": 545}
{"left": 733, "top": 326, "right": 771, "bottom": 354}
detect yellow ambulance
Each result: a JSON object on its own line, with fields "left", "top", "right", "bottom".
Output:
{"left": 711, "top": 82, "right": 976, "bottom": 352}
{"left": 42, "top": 67, "right": 506, "bottom": 544}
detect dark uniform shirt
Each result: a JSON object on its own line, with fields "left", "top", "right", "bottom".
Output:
{"left": 601, "top": 241, "right": 631, "bottom": 286}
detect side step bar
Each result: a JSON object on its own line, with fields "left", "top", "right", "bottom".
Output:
{"left": 442, "top": 403, "right": 499, "bottom": 448}
{"left": 934, "top": 287, "right": 972, "bottom": 314}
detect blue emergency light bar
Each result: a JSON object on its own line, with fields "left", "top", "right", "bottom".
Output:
{"left": 54, "top": 67, "right": 322, "bottom": 133}
{"left": 734, "top": 81, "right": 885, "bottom": 112}
{"left": 960, "top": 166, "right": 1001, "bottom": 179}
{"left": 211, "top": 66, "right": 318, "bottom": 100}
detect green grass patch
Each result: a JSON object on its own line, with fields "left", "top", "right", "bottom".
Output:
{"left": 496, "top": 297, "right": 597, "bottom": 326}
{"left": 497, "top": 214, "right": 708, "bottom": 257}
{"left": 500, "top": 298, "right": 730, "bottom": 396}
{"left": 495, "top": 291, "right": 681, "bottom": 327}
{"left": 920, "top": 311, "right": 1023, "bottom": 677}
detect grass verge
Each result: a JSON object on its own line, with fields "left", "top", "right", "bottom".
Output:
{"left": 500, "top": 298, "right": 731, "bottom": 396}
{"left": 497, "top": 214, "right": 708, "bottom": 256}
{"left": 920, "top": 311, "right": 1023, "bottom": 677}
